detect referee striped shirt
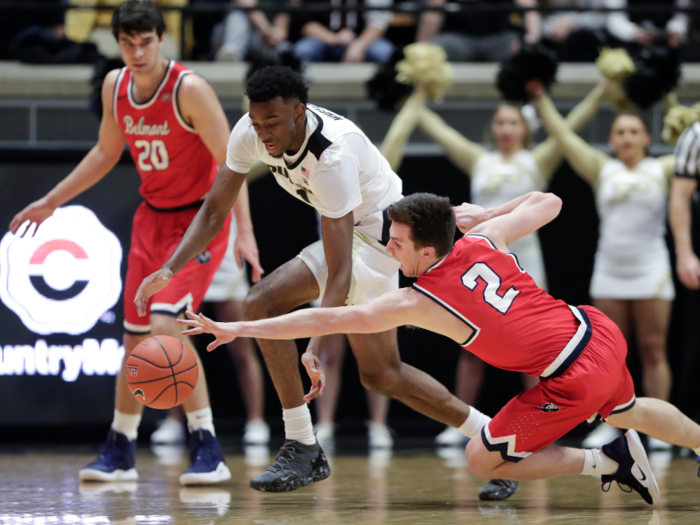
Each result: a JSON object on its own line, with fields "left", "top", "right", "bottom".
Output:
{"left": 675, "top": 122, "right": 700, "bottom": 179}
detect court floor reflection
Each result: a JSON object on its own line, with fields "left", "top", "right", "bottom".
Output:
{"left": 0, "top": 446, "right": 698, "bottom": 524}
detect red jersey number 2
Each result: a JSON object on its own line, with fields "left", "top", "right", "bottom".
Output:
{"left": 461, "top": 262, "right": 520, "bottom": 315}
{"left": 134, "top": 139, "right": 170, "bottom": 172}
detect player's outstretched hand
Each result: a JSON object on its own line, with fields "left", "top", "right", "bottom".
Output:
{"left": 234, "top": 227, "right": 265, "bottom": 283}
{"left": 454, "top": 202, "right": 487, "bottom": 233}
{"left": 301, "top": 352, "right": 326, "bottom": 403}
{"left": 677, "top": 252, "right": 700, "bottom": 290}
{"left": 9, "top": 198, "right": 56, "bottom": 237}
{"left": 134, "top": 267, "right": 173, "bottom": 316}
{"left": 178, "top": 310, "right": 238, "bottom": 351}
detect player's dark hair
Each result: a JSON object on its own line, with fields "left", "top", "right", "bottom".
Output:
{"left": 388, "top": 193, "right": 455, "bottom": 257}
{"left": 246, "top": 66, "right": 309, "bottom": 105}
{"left": 112, "top": 0, "right": 166, "bottom": 40}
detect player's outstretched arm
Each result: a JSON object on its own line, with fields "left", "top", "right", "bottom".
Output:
{"left": 468, "top": 191, "right": 563, "bottom": 252}
{"left": 10, "top": 70, "right": 125, "bottom": 237}
{"left": 134, "top": 164, "right": 247, "bottom": 315}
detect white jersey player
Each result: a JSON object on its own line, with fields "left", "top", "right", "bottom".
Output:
{"left": 135, "top": 65, "right": 518, "bottom": 499}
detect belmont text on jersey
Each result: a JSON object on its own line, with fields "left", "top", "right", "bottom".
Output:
{"left": 114, "top": 61, "right": 218, "bottom": 209}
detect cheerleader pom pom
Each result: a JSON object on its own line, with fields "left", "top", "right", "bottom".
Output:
{"left": 624, "top": 46, "right": 681, "bottom": 109}
{"left": 367, "top": 48, "right": 413, "bottom": 112}
{"left": 662, "top": 103, "right": 700, "bottom": 144}
{"left": 596, "top": 47, "right": 635, "bottom": 82}
{"left": 395, "top": 43, "right": 453, "bottom": 102}
{"left": 496, "top": 44, "right": 558, "bottom": 103}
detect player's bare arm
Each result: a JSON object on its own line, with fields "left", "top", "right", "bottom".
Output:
{"left": 670, "top": 176, "right": 700, "bottom": 289}
{"left": 10, "top": 69, "right": 125, "bottom": 237}
{"left": 134, "top": 164, "right": 247, "bottom": 315}
{"left": 178, "top": 74, "right": 264, "bottom": 281}
{"left": 468, "top": 192, "right": 563, "bottom": 252}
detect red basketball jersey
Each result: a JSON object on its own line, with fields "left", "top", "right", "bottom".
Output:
{"left": 114, "top": 61, "right": 219, "bottom": 209}
{"left": 414, "top": 234, "right": 590, "bottom": 377}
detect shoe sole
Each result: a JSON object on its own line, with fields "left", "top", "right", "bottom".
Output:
{"left": 250, "top": 463, "right": 331, "bottom": 493}
{"left": 478, "top": 480, "right": 518, "bottom": 501}
{"left": 179, "top": 462, "right": 232, "bottom": 486}
{"left": 79, "top": 468, "right": 138, "bottom": 482}
{"left": 625, "top": 429, "right": 661, "bottom": 505}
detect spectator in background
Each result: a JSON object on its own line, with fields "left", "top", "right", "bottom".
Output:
{"left": 605, "top": 0, "right": 690, "bottom": 52}
{"left": 292, "top": 0, "right": 394, "bottom": 63}
{"left": 216, "top": 0, "right": 292, "bottom": 61}
{"left": 417, "top": 0, "right": 541, "bottom": 62}
{"left": 0, "top": 0, "right": 64, "bottom": 60}
{"left": 541, "top": 0, "right": 608, "bottom": 62}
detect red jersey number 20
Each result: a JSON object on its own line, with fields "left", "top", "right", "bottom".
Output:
{"left": 134, "top": 139, "right": 170, "bottom": 172}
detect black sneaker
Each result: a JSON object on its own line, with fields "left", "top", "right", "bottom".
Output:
{"left": 250, "top": 439, "right": 330, "bottom": 492}
{"left": 601, "top": 429, "right": 660, "bottom": 504}
{"left": 478, "top": 479, "right": 518, "bottom": 501}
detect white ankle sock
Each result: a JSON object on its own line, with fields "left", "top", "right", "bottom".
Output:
{"left": 283, "top": 404, "right": 316, "bottom": 445}
{"left": 693, "top": 445, "right": 700, "bottom": 456}
{"left": 186, "top": 407, "right": 216, "bottom": 436}
{"left": 457, "top": 407, "right": 492, "bottom": 438}
{"left": 581, "top": 448, "right": 618, "bottom": 476}
{"left": 112, "top": 409, "right": 141, "bottom": 441}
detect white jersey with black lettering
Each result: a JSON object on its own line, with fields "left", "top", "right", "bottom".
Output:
{"left": 226, "top": 104, "right": 403, "bottom": 243}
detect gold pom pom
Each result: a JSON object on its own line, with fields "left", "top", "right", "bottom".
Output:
{"left": 596, "top": 47, "right": 635, "bottom": 81}
{"left": 662, "top": 103, "right": 700, "bottom": 144}
{"left": 396, "top": 43, "right": 453, "bottom": 101}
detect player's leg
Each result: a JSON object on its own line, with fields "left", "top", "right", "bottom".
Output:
{"left": 244, "top": 257, "right": 331, "bottom": 492}
{"left": 314, "top": 334, "right": 348, "bottom": 448}
{"left": 212, "top": 299, "right": 268, "bottom": 445}
{"left": 437, "top": 352, "right": 486, "bottom": 446}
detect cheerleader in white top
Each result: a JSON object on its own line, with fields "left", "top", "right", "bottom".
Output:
{"left": 532, "top": 81, "right": 676, "bottom": 450}
{"left": 413, "top": 82, "right": 608, "bottom": 445}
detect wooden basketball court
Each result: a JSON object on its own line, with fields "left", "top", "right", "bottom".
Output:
{"left": 1, "top": 447, "right": 698, "bottom": 524}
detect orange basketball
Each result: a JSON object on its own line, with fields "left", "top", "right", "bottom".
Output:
{"left": 125, "top": 336, "right": 199, "bottom": 410}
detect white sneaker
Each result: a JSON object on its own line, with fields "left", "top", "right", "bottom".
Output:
{"left": 368, "top": 422, "right": 393, "bottom": 449}
{"left": 647, "top": 436, "right": 672, "bottom": 451}
{"left": 243, "top": 419, "right": 270, "bottom": 445}
{"left": 151, "top": 416, "right": 186, "bottom": 445}
{"left": 314, "top": 422, "right": 335, "bottom": 449}
{"left": 435, "top": 425, "right": 468, "bottom": 446}
{"left": 215, "top": 44, "right": 240, "bottom": 62}
{"left": 582, "top": 423, "right": 622, "bottom": 449}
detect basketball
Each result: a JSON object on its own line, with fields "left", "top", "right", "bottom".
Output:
{"left": 125, "top": 336, "right": 199, "bottom": 410}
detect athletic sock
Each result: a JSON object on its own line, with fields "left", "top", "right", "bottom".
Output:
{"left": 457, "top": 407, "right": 492, "bottom": 438}
{"left": 112, "top": 409, "right": 141, "bottom": 441}
{"left": 283, "top": 404, "right": 316, "bottom": 445}
{"left": 581, "top": 448, "right": 618, "bottom": 476}
{"left": 187, "top": 407, "right": 216, "bottom": 436}
{"left": 693, "top": 445, "right": 700, "bottom": 457}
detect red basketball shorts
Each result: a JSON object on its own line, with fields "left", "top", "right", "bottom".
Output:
{"left": 482, "top": 305, "right": 636, "bottom": 462}
{"left": 123, "top": 202, "right": 231, "bottom": 334}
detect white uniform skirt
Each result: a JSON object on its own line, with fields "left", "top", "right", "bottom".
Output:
{"left": 590, "top": 245, "right": 675, "bottom": 301}
{"left": 298, "top": 230, "right": 400, "bottom": 306}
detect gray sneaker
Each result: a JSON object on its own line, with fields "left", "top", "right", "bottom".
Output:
{"left": 250, "top": 439, "right": 330, "bottom": 492}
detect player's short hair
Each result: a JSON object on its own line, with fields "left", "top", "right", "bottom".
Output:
{"left": 112, "top": 0, "right": 166, "bottom": 40}
{"left": 388, "top": 193, "right": 455, "bottom": 257}
{"left": 246, "top": 66, "right": 309, "bottom": 106}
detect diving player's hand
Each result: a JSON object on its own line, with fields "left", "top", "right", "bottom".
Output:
{"left": 454, "top": 202, "right": 487, "bottom": 233}
{"left": 178, "top": 310, "right": 238, "bottom": 351}
{"left": 9, "top": 198, "right": 56, "bottom": 237}
{"left": 234, "top": 226, "right": 265, "bottom": 283}
{"left": 134, "top": 267, "right": 173, "bottom": 316}
{"left": 301, "top": 352, "right": 326, "bottom": 403}
{"left": 677, "top": 252, "right": 700, "bottom": 290}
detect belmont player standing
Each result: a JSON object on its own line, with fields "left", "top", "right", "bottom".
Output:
{"left": 9, "top": 0, "right": 262, "bottom": 485}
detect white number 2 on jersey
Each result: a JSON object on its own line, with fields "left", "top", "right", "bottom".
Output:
{"left": 134, "top": 139, "right": 169, "bottom": 171}
{"left": 461, "top": 262, "right": 520, "bottom": 314}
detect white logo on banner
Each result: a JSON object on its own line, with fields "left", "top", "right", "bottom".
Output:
{"left": 0, "top": 206, "right": 123, "bottom": 335}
